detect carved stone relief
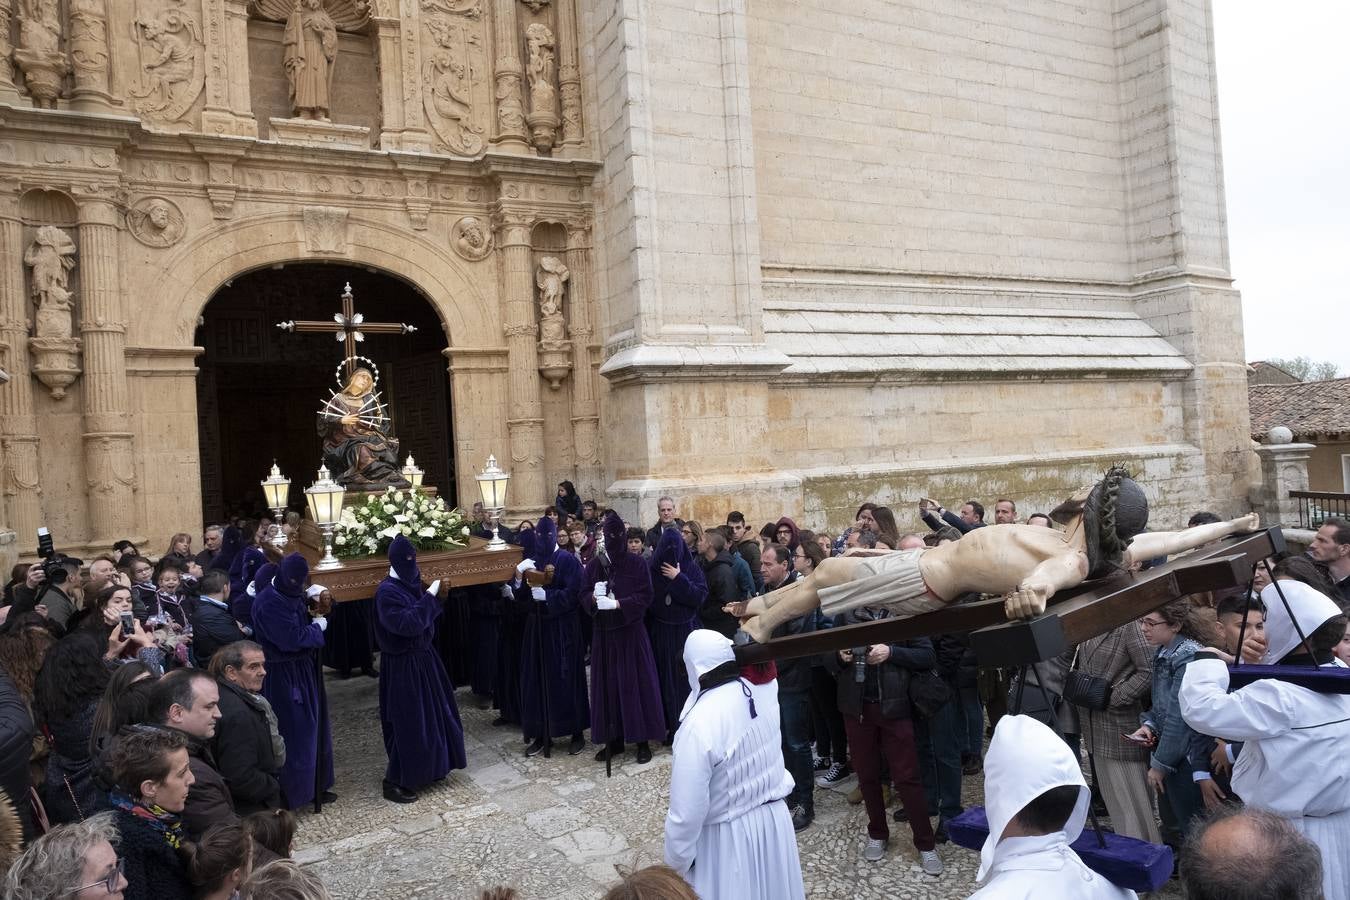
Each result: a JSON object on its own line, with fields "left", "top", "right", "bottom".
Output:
{"left": 303, "top": 205, "right": 349, "bottom": 254}
{"left": 250, "top": 0, "right": 372, "bottom": 31}
{"left": 450, "top": 215, "right": 493, "bottom": 261}
{"left": 519, "top": 0, "right": 548, "bottom": 12}
{"left": 0, "top": 0, "right": 18, "bottom": 94}
{"left": 523, "top": 22, "right": 557, "bottom": 152}
{"left": 535, "top": 255, "right": 570, "bottom": 387}
{"left": 24, "top": 225, "right": 82, "bottom": 399}
{"left": 421, "top": 1, "right": 488, "bottom": 156}
{"left": 131, "top": 2, "right": 206, "bottom": 124}
{"left": 126, "top": 197, "right": 187, "bottom": 248}
{"left": 13, "top": 0, "right": 68, "bottom": 107}
{"left": 68, "top": 0, "right": 113, "bottom": 102}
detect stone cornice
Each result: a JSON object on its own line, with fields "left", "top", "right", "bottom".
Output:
{"left": 598, "top": 343, "right": 791, "bottom": 387}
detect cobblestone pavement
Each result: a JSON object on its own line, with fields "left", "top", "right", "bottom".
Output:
{"left": 296, "top": 675, "right": 1178, "bottom": 899}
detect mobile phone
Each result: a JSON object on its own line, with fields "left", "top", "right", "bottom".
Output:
{"left": 120, "top": 611, "right": 135, "bottom": 639}
{"left": 1121, "top": 732, "right": 1148, "bottom": 744}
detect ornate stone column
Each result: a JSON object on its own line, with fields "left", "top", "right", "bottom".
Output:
{"left": 0, "top": 0, "right": 24, "bottom": 102}
{"left": 201, "top": 0, "right": 258, "bottom": 136}
{"left": 555, "top": 0, "right": 583, "bottom": 149}
{"left": 68, "top": 0, "right": 117, "bottom": 112}
{"left": 495, "top": 210, "right": 546, "bottom": 511}
{"left": 490, "top": 0, "right": 529, "bottom": 153}
{"left": 75, "top": 192, "right": 137, "bottom": 546}
{"left": 0, "top": 181, "right": 42, "bottom": 545}
{"left": 565, "top": 218, "right": 601, "bottom": 495}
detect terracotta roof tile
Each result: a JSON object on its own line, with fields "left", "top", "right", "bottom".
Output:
{"left": 1249, "top": 377, "right": 1350, "bottom": 439}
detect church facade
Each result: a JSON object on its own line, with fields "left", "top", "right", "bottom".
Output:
{"left": 0, "top": 0, "right": 1254, "bottom": 563}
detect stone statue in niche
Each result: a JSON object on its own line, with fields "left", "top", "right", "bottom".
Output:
{"left": 13, "top": 0, "right": 69, "bottom": 108}
{"left": 523, "top": 22, "right": 559, "bottom": 151}
{"left": 536, "top": 256, "right": 569, "bottom": 346}
{"left": 25, "top": 226, "right": 77, "bottom": 340}
{"left": 451, "top": 215, "right": 492, "bottom": 261}
{"left": 284, "top": 0, "right": 339, "bottom": 120}
{"left": 131, "top": 4, "right": 205, "bottom": 123}
{"left": 127, "top": 197, "right": 187, "bottom": 248}
{"left": 25, "top": 225, "right": 82, "bottom": 400}
{"left": 422, "top": 15, "right": 485, "bottom": 155}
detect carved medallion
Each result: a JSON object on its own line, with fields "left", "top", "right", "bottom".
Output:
{"left": 303, "top": 206, "right": 350, "bottom": 255}
{"left": 450, "top": 215, "right": 493, "bottom": 261}
{"left": 126, "top": 196, "right": 187, "bottom": 248}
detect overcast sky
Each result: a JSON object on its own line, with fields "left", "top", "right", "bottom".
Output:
{"left": 1211, "top": 3, "right": 1350, "bottom": 375}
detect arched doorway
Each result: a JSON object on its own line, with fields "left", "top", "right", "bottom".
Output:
{"left": 195, "top": 263, "right": 454, "bottom": 522}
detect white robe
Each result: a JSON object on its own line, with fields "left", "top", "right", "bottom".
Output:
{"left": 1180, "top": 657, "right": 1350, "bottom": 900}
{"left": 975, "top": 715, "right": 1137, "bottom": 900}
{"left": 664, "top": 631, "right": 804, "bottom": 900}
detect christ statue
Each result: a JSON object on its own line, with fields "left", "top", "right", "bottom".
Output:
{"left": 283, "top": 0, "right": 338, "bottom": 120}
{"left": 318, "top": 367, "right": 410, "bottom": 489}
{"left": 738, "top": 467, "right": 1261, "bottom": 643}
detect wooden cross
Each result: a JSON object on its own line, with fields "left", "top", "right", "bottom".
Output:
{"left": 276, "top": 283, "right": 418, "bottom": 378}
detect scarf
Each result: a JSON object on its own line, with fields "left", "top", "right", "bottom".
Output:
{"left": 109, "top": 789, "right": 185, "bottom": 850}
{"left": 247, "top": 691, "right": 288, "bottom": 767}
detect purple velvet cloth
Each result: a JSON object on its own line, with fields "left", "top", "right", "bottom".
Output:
{"left": 374, "top": 569, "right": 466, "bottom": 790}
{"left": 493, "top": 525, "right": 536, "bottom": 724}
{"left": 519, "top": 519, "right": 591, "bottom": 740}
{"left": 582, "top": 512, "right": 666, "bottom": 744}
{"left": 646, "top": 528, "right": 707, "bottom": 734}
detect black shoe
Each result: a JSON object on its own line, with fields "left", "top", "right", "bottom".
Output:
{"left": 382, "top": 780, "right": 418, "bottom": 804}
{"left": 320, "top": 790, "right": 338, "bottom": 804}
{"left": 934, "top": 821, "right": 950, "bottom": 844}
{"left": 962, "top": 754, "right": 983, "bottom": 776}
{"left": 491, "top": 716, "right": 509, "bottom": 727}
{"left": 892, "top": 807, "right": 907, "bottom": 822}
{"left": 363, "top": 668, "right": 379, "bottom": 679}
{"left": 635, "top": 742, "right": 652, "bottom": 764}
{"left": 474, "top": 694, "right": 492, "bottom": 710}
{"left": 594, "top": 741, "right": 623, "bottom": 762}
{"left": 568, "top": 734, "right": 586, "bottom": 756}
{"left": 663, "top": 730, "right": 676, "bottom": 747}
{"left": 525, "top": 738, "right": 551, "bottom": 757}
{"left": 791, "top": 805, "right": 813, "bottom": 832}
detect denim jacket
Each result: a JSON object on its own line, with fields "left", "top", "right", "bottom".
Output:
{"left": 1141, "top": 635, "right": 1202, "bottom": 773}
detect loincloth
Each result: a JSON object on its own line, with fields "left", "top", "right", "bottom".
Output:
{"left": 818, "top": 549, "right": 947, "bottom": 619}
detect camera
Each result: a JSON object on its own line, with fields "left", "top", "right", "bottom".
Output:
{"left": 36, "top": 527, "right": 69, "bottom": 585}
{"left": 852, "top": 646, "right": 869, "bottom": 684}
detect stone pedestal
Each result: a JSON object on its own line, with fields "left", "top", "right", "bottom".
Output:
{"left": 1252, "top": 440, "right": 1315, "bottom": 528}
{"left": 268, "top": 118, "right": 372, "bottom": 151}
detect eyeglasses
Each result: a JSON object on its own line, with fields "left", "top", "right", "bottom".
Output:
{"left": 68, "top": 857, "right": 124, "bottom": 895}
{"left": 1139, "top": 618, "right": 1168, "bottom": 629}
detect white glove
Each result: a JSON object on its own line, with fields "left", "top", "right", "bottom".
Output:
{"left": 313, "top": 616, "right": 328, "bottom": 632}
{"left": 593, "top": 581, "right": 608, "bottom": 601}
{"left": 516, "top": 559, "right": 535, "bottom": 576}
{"left": 501, "top": 583, "right": 514, "bottom": 600}
{"left": 596, "top": 596, "right": 619, "bottom": 611}
{"left": 427, "top": 579, "right": 441, "bottom": 597}
{"left": 531, "top": 586, "right": 546, "bottom": 602}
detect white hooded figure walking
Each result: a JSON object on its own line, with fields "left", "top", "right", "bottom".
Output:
{"left": 971, "top": 715, "right": 1137, "bottom": 899}
{"left": 1179, "top": 580, "right": 1350, "bottom": 900}
{"left": 664, "top": 630, "right": 805, "bottom": 900}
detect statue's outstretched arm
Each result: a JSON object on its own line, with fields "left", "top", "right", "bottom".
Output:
{"left": 1124, "top": 513, "right": 1259, "bottom": 565}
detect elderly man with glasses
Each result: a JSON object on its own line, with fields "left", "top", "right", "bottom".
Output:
{"left": 5, "top": 812, "right": 128, "bottom": 899}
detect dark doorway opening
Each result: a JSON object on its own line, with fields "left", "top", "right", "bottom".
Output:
{"left": 196, "top": 263, "right": 454, "bottom": 523}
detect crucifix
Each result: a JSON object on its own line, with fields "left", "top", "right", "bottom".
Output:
{"left": 276, "top": 282, "right": 418, "bottom": 380}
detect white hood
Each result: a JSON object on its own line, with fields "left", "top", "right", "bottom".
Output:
{"left": 978, "top": 714, "right": 1088, "bottom": 883}
{"left": 1261, "top": 580, "right": 1341, "bottom": 664}
{"left": 679, "top": 629, "right": 735, "bottom": 723}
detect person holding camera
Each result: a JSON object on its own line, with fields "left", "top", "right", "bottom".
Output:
{"left": 825, "top": 607, "right": 943, "bottom": 875}
{"left": 10, "top": 557, "right": 82, "bottom": 631}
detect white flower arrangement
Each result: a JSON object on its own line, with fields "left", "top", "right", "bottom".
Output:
{"left": 333, "top": 487, "right": 469, "bottom": 558}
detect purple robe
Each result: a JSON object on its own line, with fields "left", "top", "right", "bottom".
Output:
{"left": 252, "top": 583, "right": 334, "bottom": 809}
{"left": 583, "top": 513, "right": 666, "bottom": 744}
{"left": 494, "top": 526, "right": 535, "bottom": 724}
{"left": 520, "top": 523, "right": 590, "bottom": 741}
{"left": 321, "top": 597, "right": 375, "bottom": 677}
{"left": 229, "top": 546, "right": 266, "bottom": 602}
{"left": 465, "top": 584, "right": 500, "bottom": 698}
{"left": 374, "top": 575, "right": 466, "bottom": 789}
{"left": 646, "top": 529, "right": 708, "bottom": 734}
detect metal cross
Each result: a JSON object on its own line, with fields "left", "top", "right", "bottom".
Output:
{"left": 276, "top": 283, "right": 417, "bottom": 378}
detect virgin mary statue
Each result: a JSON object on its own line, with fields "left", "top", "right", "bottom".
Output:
{"left": 318, "top": 367, "right": 410, "bottom": 488}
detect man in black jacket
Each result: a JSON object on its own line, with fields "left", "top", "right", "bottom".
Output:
{"left": 697, "top": 531, "right": 740, "bottom": 638}
{"left": 918, "top": 498, "right": 986, "bottom": 535}
{"left": 913, "top": 632, "right": 967, "bottom": 842}
{"left": 208, "top": 641, "right": 283, "bottom": 815}
{"left": 0, "top": 670, "right": 36, "bottom": 842}
{"left": 645, "top": 496, "right": 684, "bottom": 549}
{"left": 146, "top": 669, "right": 233, "bottom": 840}
{"left": 762, "top": 544, "right": 817, "bottom": 831}
{"left": 827, "top": 609, "right": 943, "bottom": 875}
{"left": 190, "top": 570, "right": 247, "bottom": 665}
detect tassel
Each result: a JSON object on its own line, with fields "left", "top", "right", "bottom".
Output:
{"left": 741, "top": 681, "right": 757, "bottom": 719}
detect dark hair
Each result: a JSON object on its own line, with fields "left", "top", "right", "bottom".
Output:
{"left": 544, "top": 505, "right": 558, "bottom": 518}
{"left": 854, "top": 502, "right": 877, "bottom": 521}
{"left": 0, "top": 614, "right": 57, "bottom": 704}
{"left": 726, "top": 510, "right": 746, "bottom": 526}
{"left": 1216, "top": 592, "right": 1265, "bottom": 620}
{"left": 962, "top": 500, "right": 985, "bottom": 521}
{"left": 762, "top": 543, "right": 790, "bottom": 566}
{"left": 125, "top": 556, "right": 153, "bottom": 576}
{"left": 198, "top": 569, "right": 229, "bottom": 596}
{"left": 625, "top": 526, "right": 645, "bottom": 543}
{"left": 703, "top": 531, "right": 726, "bottom": 554}
{"left": 1026, "top": 513, "right": 1051, "bottom": 526}
{"left": 106, "top": 726, "right": 188, "bottom": 797}
{"left": 1272, "top": 555, "right": 1336, "bottom": 596}
{"left": 112, "top": 540, "right": 138, "bottom": 555}
{"left": 147, "top": 669, "right": 215, "bottom": 724}
{"left": 582, "top": 500, "right": 597, "bottom": 512}
{"left": 1306, "top": 614, "right": 1349, "bottom": 657}
{"left": 870, "top": 507, "right": 899, "bottom": 545}
{"left": 243, "top": 808, "right": 297, "bottom": 860}
{"left": 713, "top": 524, "right": 733, "bottom": 542}
{"left": 1180, "top": 805, "right": 1323, "bottom": 900}
{"left": 1319, "top": 516, "right": 1350, "bottom": 546}
{"left": 154, "top": 558, "right": 183, "bottom": 579}
{"left": 796, "top": 540, "right": 826, "bottom": 570}
{"left": 996, "top": 498, "right": 1016, "bottom": 512}
{"left": 601, "top": 863, "right": 699, "bottom": 900}
{"left": 185, "top": 823, "right": 251, "bottom": 889}
{"left": 90, "top": 583, "right": 134, "bottom": 618}
{"left": 34, "top": 632, "right": 110, "bottom": 723}
{"left": 208, "top": 640, "right": 265, "bottom": 680}
{"left": 1011, "top": 784, "right": 1081, "bottom": 835}
{"left": 854, "top": 528, "right": 878, "bottom": 549}
{"left": 1152, "top": 598, "right": 1212, "bottom": 643}
{"left": 557, "top": 480, "right": 577, "bottom": 499}
{"left": 89, "top": 662, "right": 157, "bottom": 756}
{"left": 1187, "top": 511, "right": 1221, "bottom": 527}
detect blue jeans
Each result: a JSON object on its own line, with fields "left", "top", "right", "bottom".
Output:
{"left": 1161, "top": 761, "right": 1203, "bottom": 842}
{"left": 957, "top": 685, "right": 983, "bottom": 757}
{"left": 779, "top": 690, "right": 814, "bottom": 814}
{"left": 914, "top": 697, "right": 964, "bottom": 824}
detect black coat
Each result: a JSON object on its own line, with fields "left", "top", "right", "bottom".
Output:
{"left": 698, "top": 553, "right": 740, "bottom": 638}
{"left": 112, "top": 807, "right": 194, "bottom": 900}
{"left": 646, "top": 520, "right": 684, "bottom": 550}
{"left": 827, "top": 636, "right": 935, "bottom": 721}
{"left": 211, "top": 679, "right": 282, "bottom": 815}
{"left": 189, "top": 599, "right": 247, "bottom": 665}
{"left": 0, "top": 671, "right": 35, "bottom": 841}
{"left": 767, "top": 573, "right": 815, "bottom": 693}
